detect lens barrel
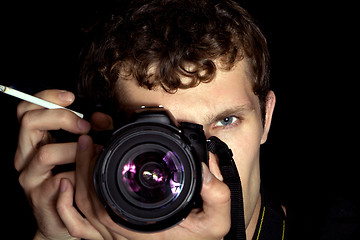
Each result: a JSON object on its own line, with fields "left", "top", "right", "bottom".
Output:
{"left": 94, "top": 109, "right": 207, "bottom": 232}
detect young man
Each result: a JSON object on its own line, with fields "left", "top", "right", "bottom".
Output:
{"left": 14, "top": 0, "right": 284, "bottom": 239}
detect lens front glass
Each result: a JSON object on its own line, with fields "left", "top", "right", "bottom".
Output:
{"left": 118, "top": 145, "right": 184, "bottom": 209}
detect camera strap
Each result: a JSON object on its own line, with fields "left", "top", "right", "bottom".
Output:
{"left": 207, "top": 136, "right": 246, "bottom": 240}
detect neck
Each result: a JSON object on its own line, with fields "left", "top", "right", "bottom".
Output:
{"left": 246, "top": 194, "right": 262, "bottom": 239}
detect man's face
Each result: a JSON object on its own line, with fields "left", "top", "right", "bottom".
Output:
{"left": 116, "top": 60, "right": 275, "bottom": 226}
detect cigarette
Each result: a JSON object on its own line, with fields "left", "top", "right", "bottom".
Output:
{"left": 0, "top": 85, "right": 84, "bottom": 118}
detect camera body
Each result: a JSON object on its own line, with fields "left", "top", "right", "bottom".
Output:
{"left": 93, "top": 108, "right": 208, "bottom": 232}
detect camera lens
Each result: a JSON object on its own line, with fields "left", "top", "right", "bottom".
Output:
{"left": 118, "top": 145, "right": 184, "bottom": 209}
{"left": 93, "top": 112, "right": 206, "bottom": 232}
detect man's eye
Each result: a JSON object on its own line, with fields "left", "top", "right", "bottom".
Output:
{"left": 215, "top": 116, "right": 238, "bottom": 127}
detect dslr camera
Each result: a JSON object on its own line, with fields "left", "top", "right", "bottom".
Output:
{"left": 93, "top": 107, "right": 209, "bottom": 232}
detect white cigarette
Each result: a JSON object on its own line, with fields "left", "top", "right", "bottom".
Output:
{"left": 0, "top": 85, "right": 84, "bottom": 118}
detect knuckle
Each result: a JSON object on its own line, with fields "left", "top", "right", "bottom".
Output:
{"left": 213, "top": 180, "right": 231, "bottom": 201}
{"left": 14, "top": 150, "right": 25, "bottom": 172}
{"left": 59, "top": 110, "right": 77, "bottom": 127}
{"left": 20, "top": 110, "right": 32, "bottom": 126}
{"left": 14, "top": 160, "right": 21, "bottom": 172}
{"left": 18, "top": 172, "right": 27, "bottom": 189}
{"left": 54, "top": 110, "right": 67, "bottom": 122}
{"left": 17, "top": 170, "right": 37, "bottom": 199}
{"left": 18, "top": 172, "right": 36, "bottom": 196}
{"left": 20, "top": 110, "right": 37, "bottom": 129}
{"left": 216, "top": 186, "right": 231, "bottom": 205}
{"left": 205, "top": 178, "right": 231, "bottom": 203}
{"left": 36, "top": 145, "right": 53, "bottom": 166}
{"left": 67, "top": 225, "right": 83, "bottom": 238}
{"left": 220, "top": 183, "right": 231, "bottom": 201}
{"left": 52, "top": 110, "right": 77, "bottom": 131}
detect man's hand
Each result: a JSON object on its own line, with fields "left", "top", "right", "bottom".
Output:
{"left": 14, "top": 90, "right": 101, "bottom": 240}
{"left": 58, "top": 134, "right": 231, "bottom": 240}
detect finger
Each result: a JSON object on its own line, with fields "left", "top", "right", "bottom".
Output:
{"left": 180, "top": 163, "right": 231, "bottom": 238}
{"left": 38, "top": 171, "right": 76, "bottom": 203}
{"left": 90, "top": 112, "right": 114, "bottom": 131}
{"left": 201, "top": 163, "right": 231, "bottom": 215}
{"left": 18, "top": 142, "right": 78, "bottom": 188}
{"left": 17, "top": 90, "right": 75, "bottom": 122}
{"left": 24, "top": 171, "right": 75, "bottom": 214}
{"left": 74, "top": 135, "right": 100, "bottom": 217}
{"left": 75, "top": 135, "right": 94, "bottom": 185}
{"left": 25, "top": 173, "right": 74, "bottom": 239}
{"left": 15, "top": 109, "right": 90, "bottom": 171}
{"left": 57, "top": 178, "right": 103, "bottom": 240}
{"left": 74, "top": 135, "right": 115, "bottom": 239}
{"left": 20, "top": 108, "right": 90, "bottom": 133}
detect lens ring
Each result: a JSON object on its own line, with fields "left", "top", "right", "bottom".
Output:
{"left": 95, "top": 125, "right": 202, "bottom": 231}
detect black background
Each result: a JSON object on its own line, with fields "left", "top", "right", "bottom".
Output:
{"left": 0, "top": 0, "right": 358, "bottom": 238}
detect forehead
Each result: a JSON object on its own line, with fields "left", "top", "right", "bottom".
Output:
{"left": 116, "top": 60, "right": 260, "bottom": 124}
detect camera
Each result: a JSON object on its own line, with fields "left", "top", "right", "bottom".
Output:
{"left": 93, "top": 107, "right": 209, "bottom": 232}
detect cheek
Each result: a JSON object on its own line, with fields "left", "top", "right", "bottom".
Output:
{"left": 216, "top": 123, "right": 263, "bottom": 178}
{"left": 216, "top": 126, "right": 263, "bottom": 224}
{"left": 224, "top": 131, "right": 261, "bottom": 184}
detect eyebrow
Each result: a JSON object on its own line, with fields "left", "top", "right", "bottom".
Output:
{"left": 204, "top": 105, "right": 255, "bottom": 125}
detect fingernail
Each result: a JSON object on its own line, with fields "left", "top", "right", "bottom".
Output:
{"left": 202, "top": 163, "right": 213, "bottom": 184}
{"left": 78, "top": 135, "right": 90, "bottom": 151}
{"left": 60, "top": 179, "right": 68, "bottom": 193}
{"left": 78, "top": 118, "right": 90, "bottom": 131}
{"left": 58, "top": 91, "right": 75, "bottom": 103}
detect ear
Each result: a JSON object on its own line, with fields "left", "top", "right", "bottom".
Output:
{"left": 260, "top": 91, "right": 276, "bottom": 144}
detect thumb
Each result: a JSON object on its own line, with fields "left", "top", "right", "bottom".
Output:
{"left": 180, "top": 163, "right": 231, "bottom": 239}
{"left": 201, "top": 162, "right": 231, "bottom": 214}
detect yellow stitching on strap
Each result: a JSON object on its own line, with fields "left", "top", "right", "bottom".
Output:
{"left": 281, "top": 220, "right": 286, "bottom": 240}
{"left": 255, "top": 206, "right": 266, "bottom": 240}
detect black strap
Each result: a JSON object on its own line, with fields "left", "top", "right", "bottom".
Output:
{"left": 207, "top": 136, "right": 246, "bottom": 240}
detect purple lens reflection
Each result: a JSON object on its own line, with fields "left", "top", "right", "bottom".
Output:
{"left": 120, "top": 150, "right": 184, "bottom": 206}
{"left": 163, "top": 151, "right": 183, "bottom": 195}
{"left": 122, "top": 163, "right": 136, "bottom": 175}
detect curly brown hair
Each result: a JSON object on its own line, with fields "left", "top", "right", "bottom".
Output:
{"left": 79, "top": 0, "right": 270, "bottom": 121}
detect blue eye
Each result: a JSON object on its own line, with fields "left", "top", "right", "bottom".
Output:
{"left": 215, "top": 116, "right": 238, "bottom": 127}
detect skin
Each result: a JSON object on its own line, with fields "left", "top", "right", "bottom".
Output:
{"left": 15, "top": 59, "right": 276, "bottom": 240}
{"left": 117, "top": 60, "right": 275, "bottom": 227}
{"left": 15, "top": 90, "right": 94, "bottom": 240}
